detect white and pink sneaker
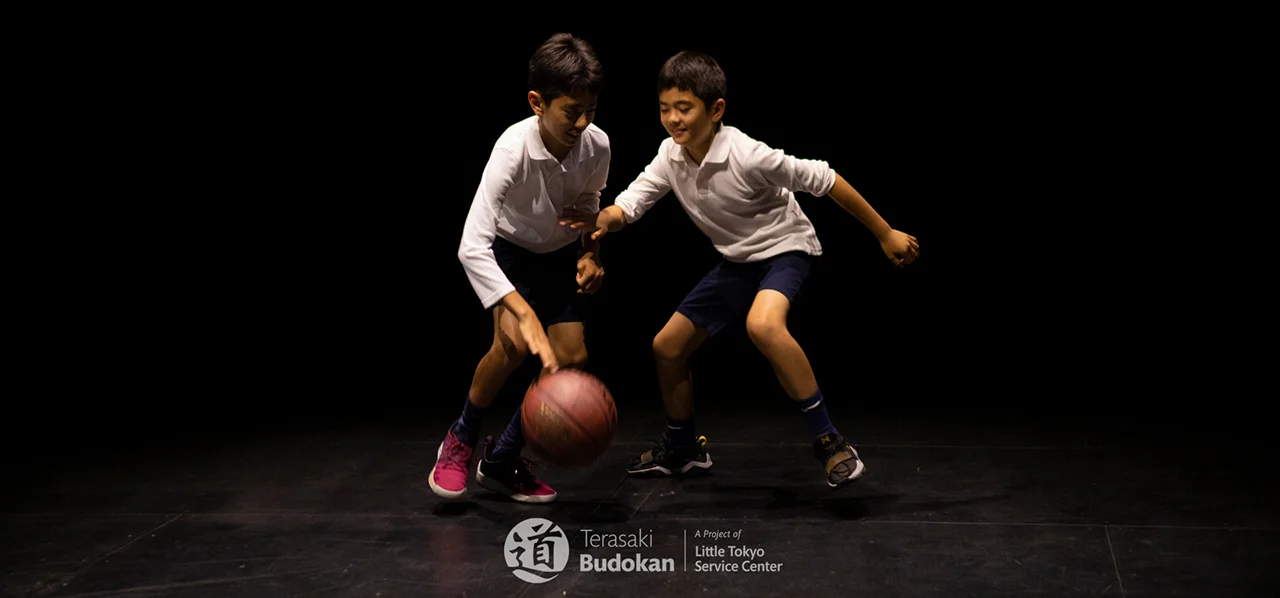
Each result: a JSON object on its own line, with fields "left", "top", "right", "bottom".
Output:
{"left": 429, "top": 429, "right": 474, "bottom": 499}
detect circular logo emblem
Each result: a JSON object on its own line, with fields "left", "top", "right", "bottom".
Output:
{"left": 504, "top": 517, "right": 569, "bottom": 583}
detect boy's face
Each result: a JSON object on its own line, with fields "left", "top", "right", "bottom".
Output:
{"left": 530, "top": 90, "right": 598, "bottom": 150}
{"left": 659, "top": 87, "right": 723, "bottom": 148}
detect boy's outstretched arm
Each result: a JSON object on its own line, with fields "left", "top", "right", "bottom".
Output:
{"left": 746, "top": 142, "right": 919, "bottom": 268}
{"left": 827, "top": 173, "right": 920, "bottom": 267}
{"left": 561, "top": 150, "right": 672, "bottom": 241}
{"left": 562, "top": 205, "right": 627, "bottom": 241}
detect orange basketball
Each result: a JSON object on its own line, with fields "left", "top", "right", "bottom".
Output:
{"left": 521, "top": 369, "right": 617, "bottom": 467}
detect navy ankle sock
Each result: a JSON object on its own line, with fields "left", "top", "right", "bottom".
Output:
{"left": 666, "top": 416, "right": 696, "bottom": 447}
{"left": 452, "top": 395, "right": 486, "bottom": 446}
{"left": 490, "top": 411, "right": 525, "bottom": 462}
{"left": 797, "top": 389, "right": 838, "bottom": 440}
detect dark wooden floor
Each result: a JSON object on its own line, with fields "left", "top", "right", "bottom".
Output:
{"left": 3, "top": 401, "right": 1276, "bottom": 597}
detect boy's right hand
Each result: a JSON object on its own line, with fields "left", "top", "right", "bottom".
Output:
{"left": 878, "top": 229, "right": 920, "bottom": 267}
{"left": 501, "top": 291, "right": 559, "bottom": 373}
{"left": 518, "top": 312, "right": 559, "bottom": 373}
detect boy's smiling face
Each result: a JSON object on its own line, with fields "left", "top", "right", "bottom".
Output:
{"left": 659, "top": 87, "right": 723, "bottom": 149}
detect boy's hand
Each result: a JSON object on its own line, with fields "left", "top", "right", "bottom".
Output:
{"left": 517, "top": 312, "right": 559, "bottom": 373}
{"left": 560, "top": 208, "right": 616, "bottom": 241}
{"left": 576, "top": 255, "right": 604, "bottom": 294}
{"left": 879, "top": 229, "right": 920, "bottom": 267}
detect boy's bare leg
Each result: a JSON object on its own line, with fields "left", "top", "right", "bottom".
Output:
{"left": 626, "top": 312, "right": 714, "bottom": 476}
{"left": 431, "top": 307, "right": 528, "bottom": 498}
{"left": 746, "top": 289, "right": 864, "bottom": 488}
{"left": 468, "top": 306, "right": 529, "bottom": 408}
{"left": 744, "top": 290, "right": 817, "bottom": 400}
{"left": 476, "top": 311, "right": 565, "bottom": 504}
{"left": 652, "top": 312, "right": 708, "bottom": 419}
{"left": 452, "top": 306, "right": 528, "bottom": 449}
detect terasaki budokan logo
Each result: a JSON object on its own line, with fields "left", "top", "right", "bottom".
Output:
{"left": 504, "top": 517, "right": 569, "bottom": 583}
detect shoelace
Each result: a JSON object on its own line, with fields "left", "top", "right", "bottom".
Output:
{"left": 818, "top": 441, "right": 855, "bottom": 462}
{"left": 640, "top": 438, "right": 670, "bottom": 461}
{"left": 442, "top": 439, "right": 471, "bottom": 467}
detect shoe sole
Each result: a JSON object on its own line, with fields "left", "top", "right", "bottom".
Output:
{"left": 428, "top": 442, "right": 467, "bottom": 499}
{"left": 627, "top": 454, "right": 713, "bottom": 476}
{"left": 475, "top": 464, "right": 557, "bottom": 504}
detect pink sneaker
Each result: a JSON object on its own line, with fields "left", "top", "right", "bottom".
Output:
{"left": 428, "top": 429, "right": 473, "bottom": 499}
{"left": 475, "top": 436, "right": 557, "bottom": 503}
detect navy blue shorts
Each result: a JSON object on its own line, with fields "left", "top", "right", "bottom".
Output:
{"left": 676, "top": 251, "right": 815, "bottom": 337}
{"left": 491, "top": 236, "right": 585, "bottom": 327}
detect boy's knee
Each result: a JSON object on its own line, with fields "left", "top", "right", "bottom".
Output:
{"left": 556, "top": 343, "right": 589, "bottom": 369}
{"left": 653, "top": 333, "right": 683, "bottom": 363}
{"left": 745, "top": 313, "right": 784, "bottom": 347}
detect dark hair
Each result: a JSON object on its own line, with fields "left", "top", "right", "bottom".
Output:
{"left": 529, "top": 33, "right": 604, "bottom": 103}
{"left": 657, "top": 51, "right": 726, "bottom": 126}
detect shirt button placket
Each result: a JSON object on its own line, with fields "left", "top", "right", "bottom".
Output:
{"left": 547, "top": 165, "right": 564, "bottom": 211}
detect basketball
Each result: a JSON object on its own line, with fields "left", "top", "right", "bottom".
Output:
{"left": 521, "top": 369, "right": 617, "bottom": 467}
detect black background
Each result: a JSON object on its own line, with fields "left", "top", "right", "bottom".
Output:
{"left": 18, "top": 11, "right": 1266, "bottom": 451}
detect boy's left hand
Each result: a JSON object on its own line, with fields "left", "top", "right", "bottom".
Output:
{"left": 576, "top": 256, "right": 605, "bottom": 294}
{"left": 561, "top": 207, "right": 616, "bottom": 241}
{"left": 880, "top": 230, "right": 920, "bottom": 267}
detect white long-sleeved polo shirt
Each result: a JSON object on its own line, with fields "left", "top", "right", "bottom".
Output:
{"left": 458, "top": 115, "right": 610, "bottom": 309}
{"left": 612, "top": 125, "right": 835, "bottom": 263}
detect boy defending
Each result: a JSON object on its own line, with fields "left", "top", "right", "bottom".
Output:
{"left": 430, "top": 33, "right": 609, "bottom": 503}
{"left": 563, "top": 51, "right": 919, "bottom": 489}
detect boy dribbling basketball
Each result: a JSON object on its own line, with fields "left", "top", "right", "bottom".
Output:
{"left": 429, "top": 33, "right": 610, "bottom": 504}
